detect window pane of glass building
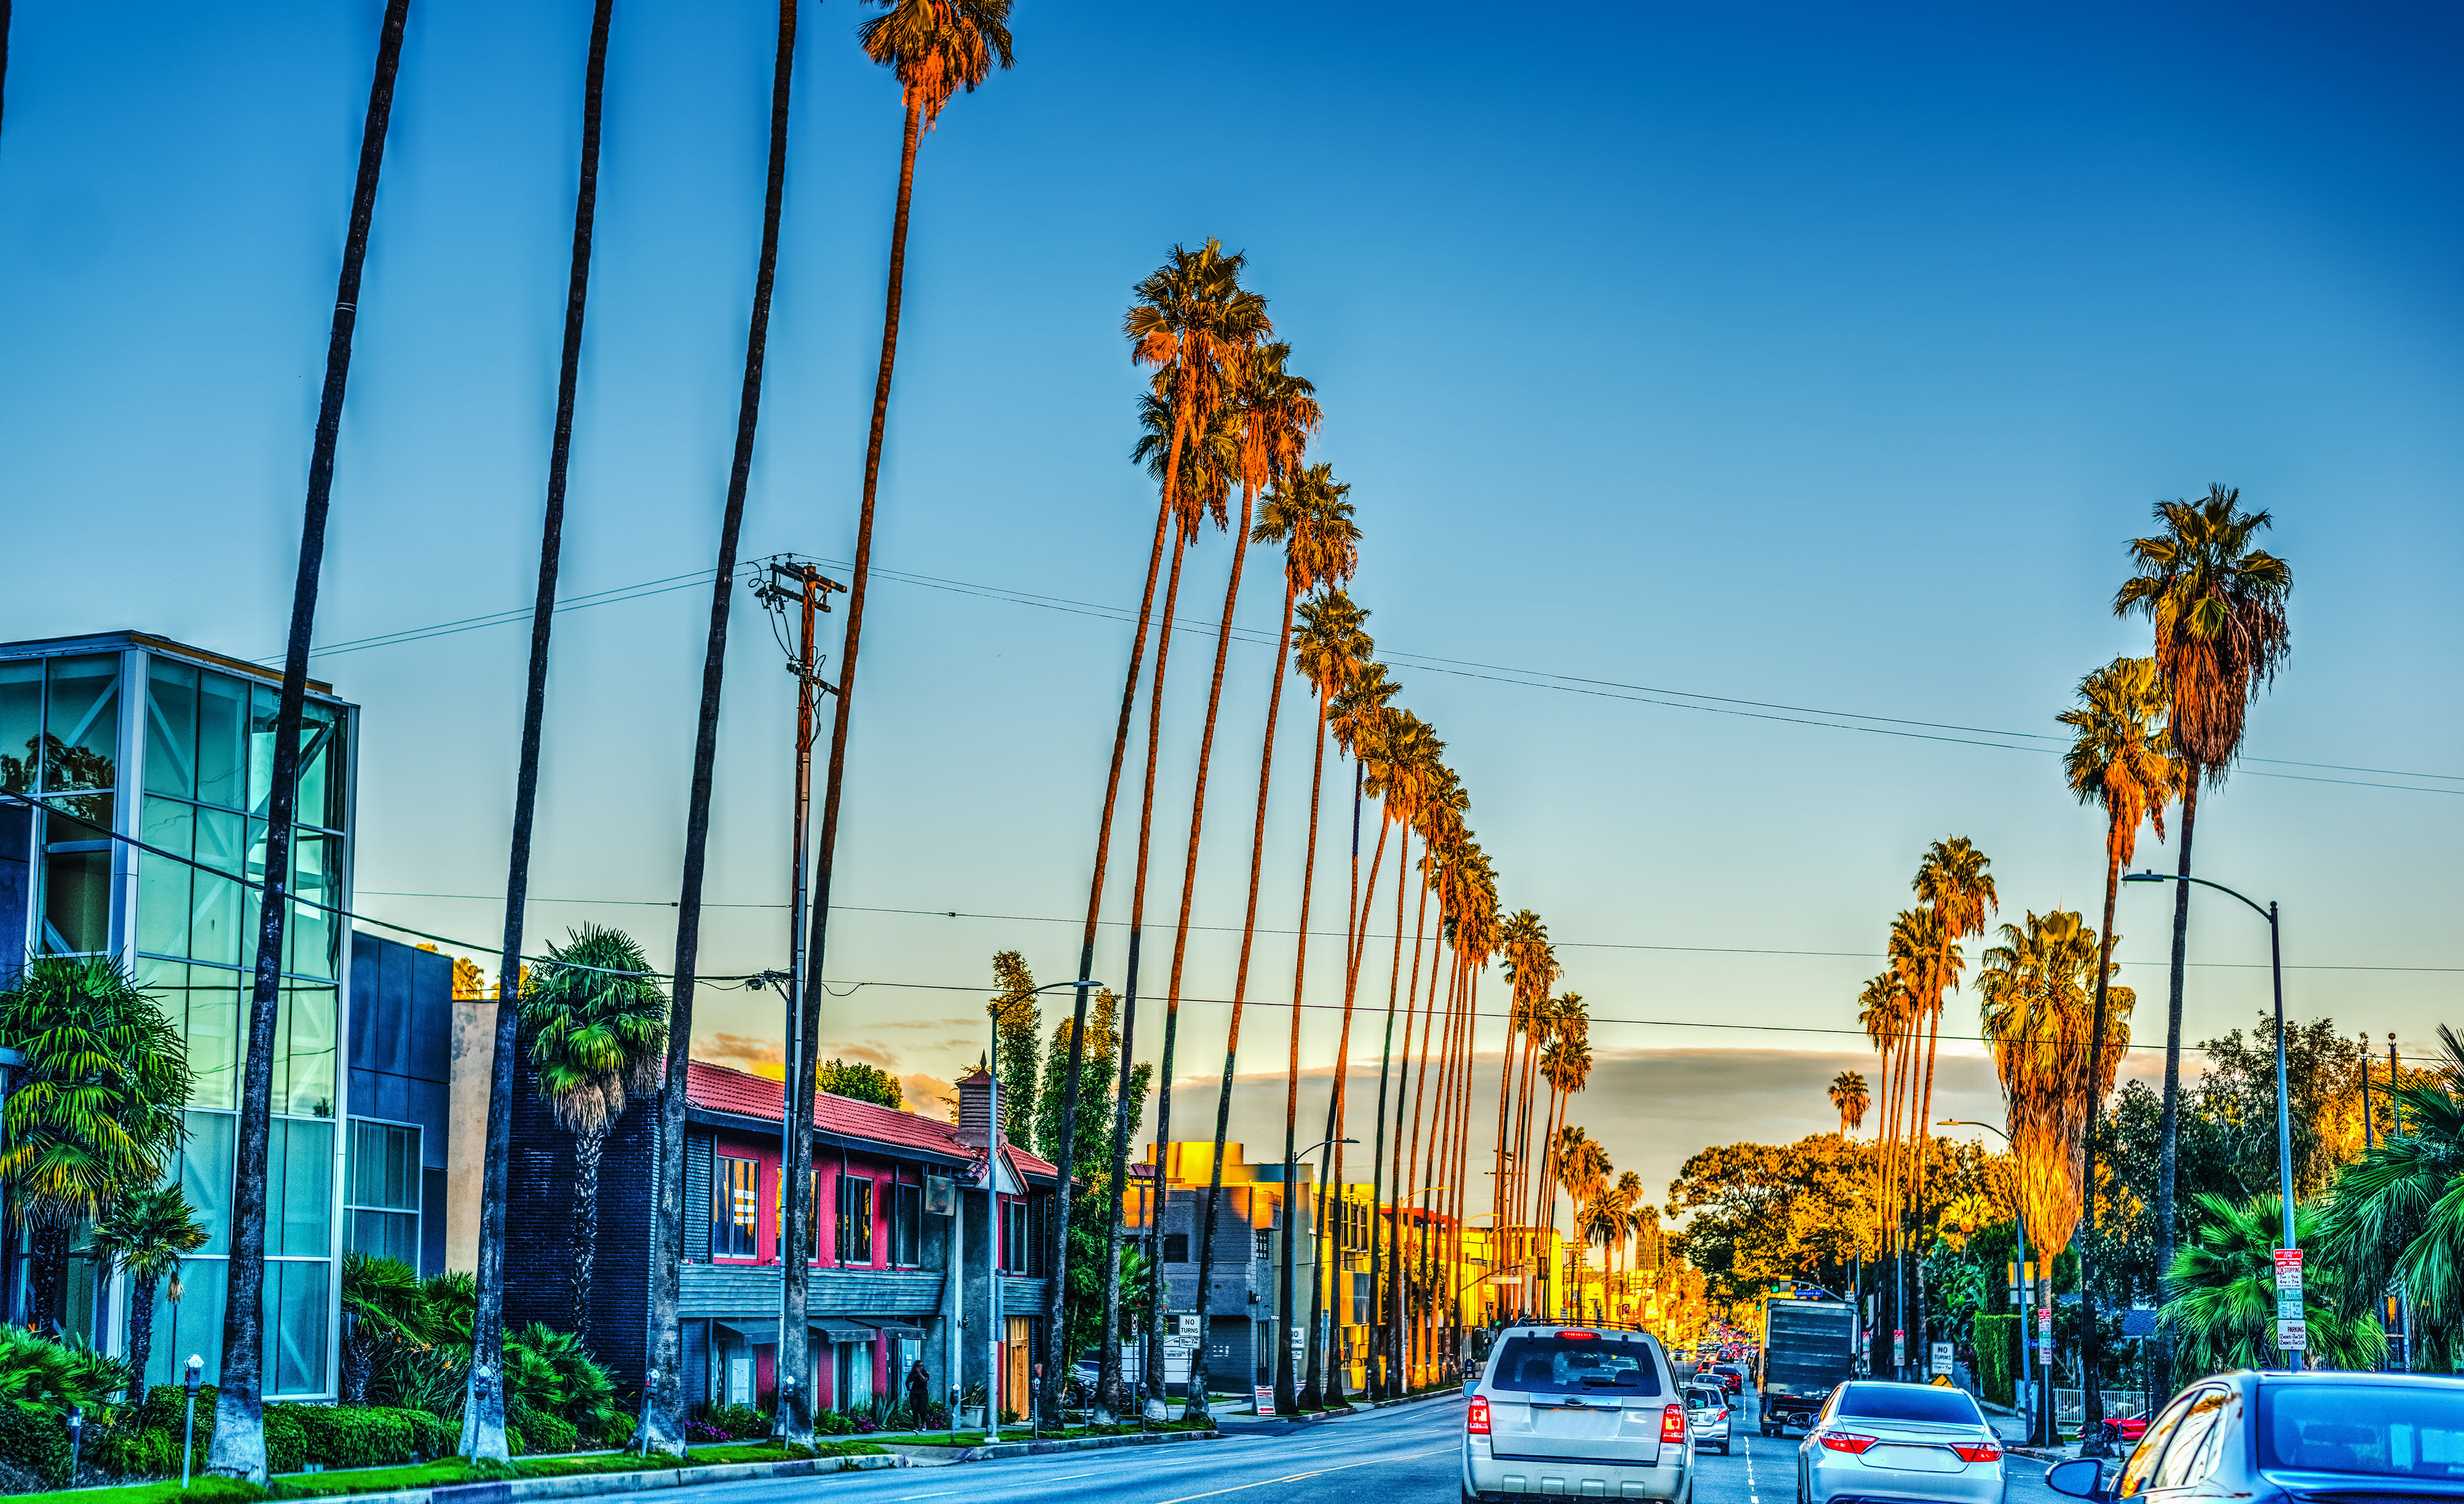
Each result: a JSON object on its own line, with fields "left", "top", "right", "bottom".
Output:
{"left": 0, "top": 660, "right": 38, "bottom": 792}
{"left": 145, "top": 659, "right": 199, "bottom": 799}
{"left": 196, "top": 672, "right": 246, "bottom": 810}
{"left": 44, "top": 655, "right": 120, "bottom": 789}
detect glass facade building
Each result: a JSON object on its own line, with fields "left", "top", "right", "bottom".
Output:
{"left": 1, "top": 632, "right": 357, "bottom": 1398}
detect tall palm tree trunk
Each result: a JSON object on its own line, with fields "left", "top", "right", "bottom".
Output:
{"left": 211, "top": 2, "right": 408, "bottom": 1479}
{"left": 1041, "top": 483, "right": 1176, "bottom": 1421}
{"left": 126, "top": 1272, "right": 162, "bottom": 1401}
{"left": 786, "top": 81, "right": 925, "bottom": 1447}
{"left": 1310, "top": 799, "right": 1389, "bottom": 1402}
{"left": 1153, "top": 479, "right": 1257, "bottom": 1420}
{"left": 1400, "top": 911, "right": 1443, "bottom": 1386}
{"left": 1363, "top": 848, "right": 1411, "bottom": 1396}
{"left": 1913, "top": 993, "right": 1945, "bottom": 1362}
{"left": 640, "top": 0, "right": 798, "bottom": 1457}
{"left": 1275, "top": 707, "right": 1329, "bottom": 1416}
{"left": 2152, "top": 773, "right": 2197, "bottom": 1400}
{"left": 1097, "top": 514, "right": 1191, "bottom": 1421}
{"left": 465, "top": 0, "right": 612, "bottom": 1461}
{"left": 1383, "top": 868, "right": 1430, "bottom": 1392}
{"left": 2079, "top": 837, "right": 2123, "bottom": 1448}
{"left": 1189, "top": 564, "right": 1296, "bottom": 1422}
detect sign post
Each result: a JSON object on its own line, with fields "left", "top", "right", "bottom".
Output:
{"left": 2275, "top": 1250, "right": 2306, "bottom": 1362}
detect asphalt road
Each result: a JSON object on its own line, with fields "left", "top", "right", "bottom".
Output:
{"left": 664, "top": 1391, "right": 2078, "bottom": 1504}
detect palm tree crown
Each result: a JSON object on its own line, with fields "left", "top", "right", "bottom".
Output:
{"left": 1829, "top": 1071, "right": 1870, "bottom": 1135}
{"left": 2112, "top": 484, "right": 2293, "bottom": 774}
{"left": 857, "top": 0, "right": 1015, "bottom": 127}
{"left": 2060, "top": 656, "right": 2179, "bottom": 864}
{"left": 524, "top": 925, "right": 670, "bottom": 1136}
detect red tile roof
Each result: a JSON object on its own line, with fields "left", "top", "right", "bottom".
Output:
{"left": 686, "top": 1060, "right": 1056, "bottom": 1181}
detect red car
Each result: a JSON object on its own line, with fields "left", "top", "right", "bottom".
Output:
{"left": 2086, "top": 1415, "right": 2149, "bottom": 1447}
{"left": 1709, "top": 1364, "right": 1745, "bottom": 1396}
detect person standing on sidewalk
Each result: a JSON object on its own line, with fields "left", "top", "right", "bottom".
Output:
{"left": 908, "top": 1359, "right": 933, "bottom": 1422}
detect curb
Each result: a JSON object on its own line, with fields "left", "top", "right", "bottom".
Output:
{"left": 1228, "top": 1386, "right": 1461, "bottom": 1429}
{"left": 314, "top": 1452, "right": 904, "bottom": 1504}
{"left": 886, "top": 1428, "right": 1221, "bottom": 1464}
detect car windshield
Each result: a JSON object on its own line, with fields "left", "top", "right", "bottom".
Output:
{"left": 2259, "top": 1384, "right": 2464, "bottom": 1480}
{"left": 1491, "top": 1337, "right": 1662, "bottom": 1396}
{"left": 1833, "top": 1384, "right": 1984, "bottom": 1426}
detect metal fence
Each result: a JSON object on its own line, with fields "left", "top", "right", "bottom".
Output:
{"left": 2056, "top": 1389, "right": 2150, "bottom": 1425}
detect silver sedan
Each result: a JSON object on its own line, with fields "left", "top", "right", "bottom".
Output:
{"left": 1797, "top": 1381, "right": 2008, "bottom": 1504}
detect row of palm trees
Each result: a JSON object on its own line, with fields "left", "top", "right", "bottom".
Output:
{"left": 155, "top": 0, "right": 1018, "bottom": 1476}
{"left": 1843, "top": 486, "right": 2291, "bottom": 1436}
{"left": 1036, "top": 239, "right": 1617, "bottom": 1420}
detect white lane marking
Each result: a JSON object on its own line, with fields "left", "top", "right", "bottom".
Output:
{"left": 1149, "top": 1445, "right": 1457, "bottom": 1504}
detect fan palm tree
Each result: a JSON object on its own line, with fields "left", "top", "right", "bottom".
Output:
{"left": 465, "top": 0, "right": 616, "bottom": 1465}
{"left": 2113, "top": 483, "right": 2293, "bottom": 1393}
{"left": 1830, "top": 1071, "right": 1870, "bottom": 1137}
{"left": 642, "top": 0, "right": 801, "bottom": 1458}
{"left": 1493, "top": 910, "right": 1557, "bottom": 1312}
{"left": 215, "top": 2, "right": 409, "bottom": 1480}
{"left": 2165, "top": 1193, "right": 2381, "bottom": 1373}
{"left": 84, "top": 1185, "right": 207, "bottom": 1400}
{"left": 522, "top": 925, "right": 668, "bottom": 1335}
{"left": 2059, "top": 654, "right": 2178, "bottom": 1439}
{"left": 1980, "top": 908, "right": 2131, "bottom": 1433}
{"left": 1042, "top": 241, "right": 1250, "bottom": 1420}
{"left": 1361, "top": 726, "right": 1445, "bottom": 1396}
{"left": 339, "top": 1252, "right": 437, "bottom": 1406}
{"left": 1189, "top": 465, "right": 1356, "bottom": 1417}
{"left": 0, "top": 956, "right": 188, "bottom": 1331}
{"left": 789, "top": 0, "right": 1015, "bottom": 1441}
{"left": 1161, "top": 343, "right": 1309, "bottom": 1421}
{"left": 1275, "top": 591, "right": 1370, "bottom": 1414}
{"left": 2311, "top": 1025, "right": 2464, "bottom": 1370}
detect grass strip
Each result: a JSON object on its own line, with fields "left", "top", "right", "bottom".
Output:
{"left": 19, "top": 1441, "right": 888, "bottom": 1504}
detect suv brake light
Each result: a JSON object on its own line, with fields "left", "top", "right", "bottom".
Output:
{"left": 1951, "top": 1442, "right": 2001, "bottom": 1463}
{"left": 1467, "top": 1396, "right": 1492, "bottom": 1436}
{"left": 1818, "top": 1430, "right": 1878, "bottom": 1453}
{"left": 1557, "top": 1330, "right": 1599, "bottom": 1340}
{"left": 1661, "top": 1404, "right": 1687, "bottom": 1444}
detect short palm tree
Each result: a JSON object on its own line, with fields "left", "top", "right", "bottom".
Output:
{"left": 1829, "top": 1071, "right": 1870, "bottom": 1137}
{"left": 0, "top": 956, "right": 188, "bottom": 1328}
{"left": 522, "top": 925, "right": 668, "bottom": 1333}
{"left": 2311, "top": 1025, "right": 2464, "bottom": 1370}
{"left": 341, "top": 1252, "right": 437, "bottom": 1405}
{"left": 2165, "top": 1193, "right": 2380, "bottom": 1373}
{"left": 86, "top": 1184, "right": 208, "bottom": 1400}
{"left": 2113, "top": 483, "right": 2292, "bottom": 1381}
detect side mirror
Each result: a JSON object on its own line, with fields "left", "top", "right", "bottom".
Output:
{"left": 2044, "top": 1458, "right": 2110, "bottom": 1501}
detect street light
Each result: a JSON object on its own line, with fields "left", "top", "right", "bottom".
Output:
{"left": 1942, "top": 1119, "right": 2038, "bottom": 1446}
{"left": 2122, "top": 870, "right": 2296, "bottom": 1259}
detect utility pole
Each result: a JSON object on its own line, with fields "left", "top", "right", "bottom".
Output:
{"left": 752, "top": 557, "right": 843, "bottom": 1441}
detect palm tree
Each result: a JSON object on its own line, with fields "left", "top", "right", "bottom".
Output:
{"left": 1979, "top": 908, "right": 2131, "bottom": 1436}
{"left": 0, "top": 956, "right": 188, "bottom": 1331}
{"left": 521, "top": 925, "right": 668, "bottom": 1334}
{"left": 639, "top": 0, "right": 803, "bottom": 1458}
{"left": 339, "top": 1252, "right": 437, "bottom": 1405}
{"left": 2059, "top": 654, "right": 2178, "bottom": 1440}
{"left": 2113, "top": 484, "right": 2293, "bottom": 1394}
{"left": 1161, "top": 342, "right": 1310, "bottom": 1421}
{"left": 1275, "top": 589, "right": 1370, "bottom": 1415}
{"left": 1191, "top": 465, "right": 1356, "bottom": 1415}
{"left": 2312, "top": 1025, "right": 2464, "bottom": 1371}
{"left": 1041, "top": 240, "right": 1244, "bottom": 1421}
{"left": 1493, "top": 911, "right": 1557, "bottom": 1314}
{"left": 1829, "top": 1071, "right": 1869, "bottom": 1137}
{"left": 85, "top": 1185, "right": 207, "bottom": 1400}
{"left": 2165, "top": 1193, "right": 2381, "bottom": 1373}
{"left": 464, "top": 0, "right": 616, "bottom": 1465}
{"left": 781, "top": 0, "right": 1013, "bottom": 1442}
{"left": 215, "top": 1, "right": 409, "bottom": 1480}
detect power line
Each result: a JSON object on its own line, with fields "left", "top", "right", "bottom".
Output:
{"left": 281, "top": 556, "right": 2462, "bottom": 791}
{"left": 355, "top": 888, "right": 2464, "bottom": 974}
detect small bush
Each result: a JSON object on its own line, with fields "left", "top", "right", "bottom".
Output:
{"left": 695, "top": 1403, "right": 770, "bottom": 1441}
{"left": 263, "top": 1405, "right": 306, "bottom": 1476}
{"left": 0, "top": 1407, "right": 71, "bottom": 1490}
{"left": 813, "top": 1411, "right": 854, "bottom": 1437}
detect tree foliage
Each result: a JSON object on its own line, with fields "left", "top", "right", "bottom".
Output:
{"left": 986, "top": 951, "right": 1040, "bottom": 1140}
{"left": 817, "top": 1059, "right": 904, "bottom": 1110}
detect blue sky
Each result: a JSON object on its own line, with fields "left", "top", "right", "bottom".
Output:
{"left": 4, "top": 1, "right": 2458, "bottom": 1198}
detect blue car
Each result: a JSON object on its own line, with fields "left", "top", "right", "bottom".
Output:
{"left": 2046, "top": 1370, "right": 2464, "bottom": 1502}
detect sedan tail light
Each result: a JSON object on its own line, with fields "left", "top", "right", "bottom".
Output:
{"left": 1661, "top": 1404, "right": 1687, "bottom": 1444}
{"left": 1713, "top": 1409, "right": 1728, "bottom": 1425}
{"left": 1467, "top": 1396, "right": 1492, "bottom": 1435}
{"left": 1951, "top": 1442, "right": 2001, "bottom": 1463}
{"left": 1817, "top": 1430, "right": 1879, "bottom": 1453}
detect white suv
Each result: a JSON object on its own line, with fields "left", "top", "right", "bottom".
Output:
{"left": 1463, "top": 1325, "right": 1693, "bottom": 1504}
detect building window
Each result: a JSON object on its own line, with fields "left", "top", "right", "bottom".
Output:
{"left": 1001, "top": 1197, "right": 1048, "bottom": 1276}
{"left": 345, "top": 1120, "right": 421, "bottom": 1266}
{"left": 713, "top": 1156, "right": 760, "bottom": 1259}
{"left": 890, "top": 1182, "right": 923, "bottom": 1267}
{"left": 2, "top": 654, "right": 123, "bottom": 957}
{"left": 1161, "top": 1233, "right": 1190, "bottom": 1264}
{"left": 835, "top": 1176, "right": 873, "bottom": 1264}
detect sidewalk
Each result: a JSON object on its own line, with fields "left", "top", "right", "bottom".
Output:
{"left": 1976, "top": 1399, "right": 2072, "bottom": 1462}
{"left": 1214, "top": 1386, "right": 1462, "bottom": 1431}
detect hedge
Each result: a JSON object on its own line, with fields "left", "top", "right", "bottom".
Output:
{"left": 0, "top": 1404, "right": 72, "bottom": 1490}
{"left": 1972, "top": 1314, "right": 2017, "bottom": 1408}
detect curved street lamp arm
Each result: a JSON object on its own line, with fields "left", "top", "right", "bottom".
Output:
{"left": 2122, "top": 869, "right": 2272, "bottom": 923}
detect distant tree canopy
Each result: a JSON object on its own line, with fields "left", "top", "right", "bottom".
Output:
{"left": 818, "top": 1059, "right": 903, "bottom": 1110}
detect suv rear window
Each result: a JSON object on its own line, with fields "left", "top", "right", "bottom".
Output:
{"left": 1833, "top": 1384, "right": 1984, "bottom": 1426}
{"left": 1490, "top": 1336, "right": 1663, "bottom": 1396}
{"left": 2259, "top": 1383, "right": 2464, "bottom": 1479}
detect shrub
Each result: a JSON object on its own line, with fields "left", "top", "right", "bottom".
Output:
{"left": 263, "top": 1404, "right": 306, "bottom": 1475}
{"left": 1972, "top": 1314, "right": 2017, "bottom": 1407}
{"left": 697, "top": 1402, "right": 770, "bottom": 1441}
{"left": 0, "top": 1405, "right": 71, "bottom": 1490}
{"left": 282, "top": 1405, "right": 458, "bottom": 1469}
